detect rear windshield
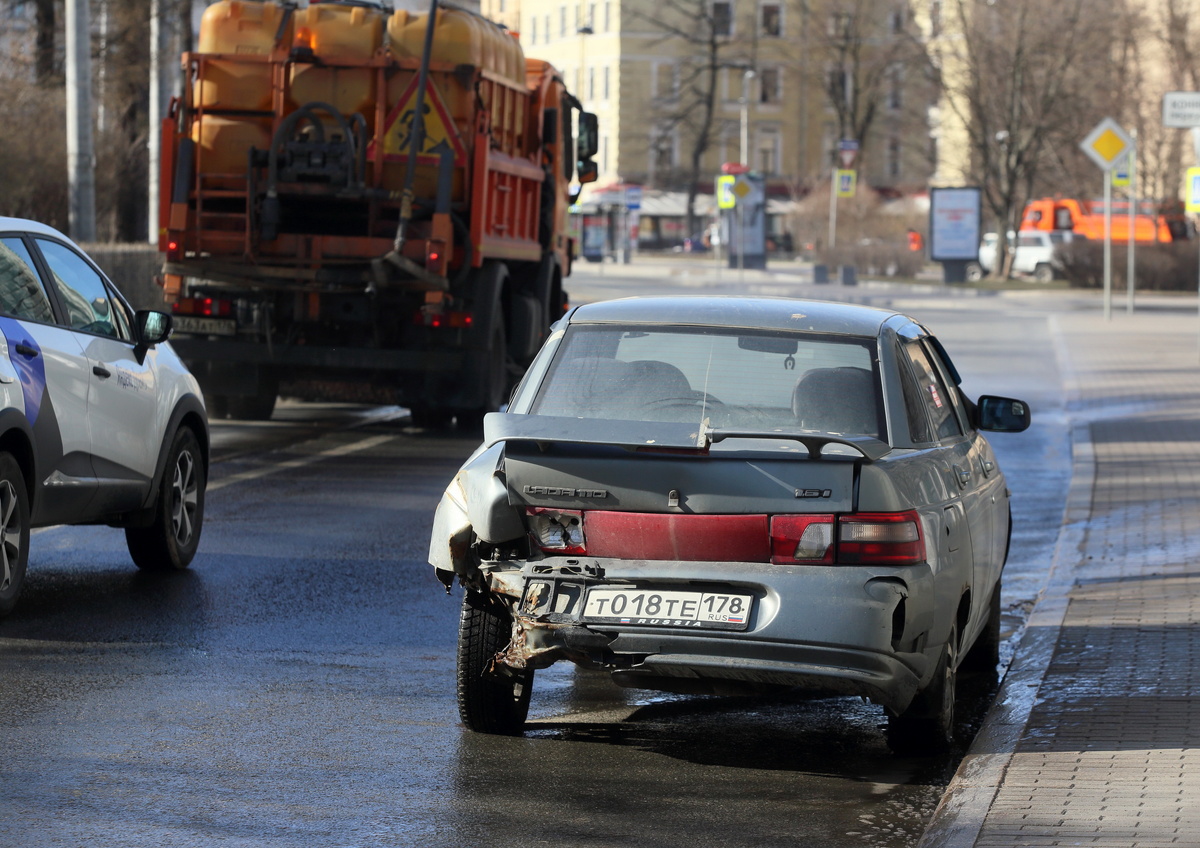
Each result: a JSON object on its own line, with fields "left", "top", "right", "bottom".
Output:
{"left": 530, "top": 324, "right": 882, "bottom": 437}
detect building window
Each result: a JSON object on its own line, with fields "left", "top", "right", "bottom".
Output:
{"left": 827, "top": 66, "right": 851, "bottom": 108}
{"left": 828, "top": 12, "right": 852, "bottom": 41}
{"left": 888, "top": 65, "right": 902, "bottom": 110}
{"left": 604, "top": 0, "right": 611, "bottom": 31}
{"left": 560, "top": 6, "right": 567, "bottom": 37}
{"left": 652, "top": 61, "right": 677, "bottom": 100}
{"left": 930, "top": 0, "right": 941, "bottom": 36}
{"left": 759, "top": 67, "right": 781, "bottom": 104}
{"left": 603, "top": 66, "right": 610, "bottom": 99}
{"left": 650, "top": 127, "right": 677, "bottom": 183}
{"left": 530, "top": 16, "right": 538, "bottom": 44}
{"left": 888, "top": 137, "right": 902, "bottom": 179}
{"left": 545, "top": 14, "right": 551, "bottom": 41}
{"left": 588, "top": 2, "right": 596, "bottom": 29}
{"left": 890, "top": 7, "right": 904, "bottom": 34}
{"left": 588, "top": 67, "right": 595, "bottom": 100}
{"left": 761, "top": 3, "right": 782, "bottom": 36}
{"left": 712, "top": 1, "right": 733, "bottom": 37}
{"left": 756, "top": 128, "right": 780, "bottom": 176}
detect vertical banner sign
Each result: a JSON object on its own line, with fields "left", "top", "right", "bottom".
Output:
{"left": 928, "top": 187, "right": 982, "bottom": 263}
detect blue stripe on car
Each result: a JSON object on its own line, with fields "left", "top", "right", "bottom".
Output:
{"left": 0, "top": 316, "right": 46, "bottom": 426}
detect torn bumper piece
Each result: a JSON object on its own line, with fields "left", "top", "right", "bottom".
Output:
{"left": 479, "top": 555, "right": 937, "bottom": 713}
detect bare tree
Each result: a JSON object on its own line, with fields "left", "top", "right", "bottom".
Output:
{"left": 937, "top": 0, "right": 1120, "bottom": 277}
{"left": 35, "top": 0, "right": 59, "bottom": 84}
{"left": 626, "top": 0, "right": 754, "bottom": 237}
{"left": 804, "top": 0, "right": 932, "bottom": 177}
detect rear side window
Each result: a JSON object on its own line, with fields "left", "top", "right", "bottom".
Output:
{"left": 34, "top": 239, "right": 125, "bottom": 340}
{"left": 0, "top": 237, "right": 56, "bottom": 324}
{"left": 900, "top": 338, "right": 961, "bottom": 440}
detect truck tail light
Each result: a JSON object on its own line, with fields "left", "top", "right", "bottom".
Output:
{"left": 166, "top": 238, "right": 183, "bottom": 261}
{"left": 527, "top": 508, "right": 586, "bottom": 554}
{"left": 837, "top": 511, "right": 924, "bottom": 565}
{"left": 417, "top": 310, "right": 473, "bottom": 329}
{"left": 173, "top": 296, "right": 233, "bottom": 318}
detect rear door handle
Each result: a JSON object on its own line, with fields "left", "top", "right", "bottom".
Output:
{"left": 93, "top": 365, "right": 111, "bottom": 379}
{"left": 14, "top": 343, "right": 38, "bottom": 358}
{"left": 953, "top": 464, "right": 971, "bottom": 487}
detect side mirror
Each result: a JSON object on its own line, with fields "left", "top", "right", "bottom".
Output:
{"left": 977, "top": 395, "right": 1030, "bottom": 432}
{"left": 577, "top": 111, "right": 599, "bottom": 160}
{"left": 576, "top": 159, "right": 598, "bottom": 185}
{"left": 136, "top": 310, "right": 173, "bottom": 347}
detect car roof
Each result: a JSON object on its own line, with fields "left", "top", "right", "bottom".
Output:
{"left": 565, "top": 296, "right": 901, "bottom": 337}
{"left": 0, "top": 216, "right": 74, "bottom": 243}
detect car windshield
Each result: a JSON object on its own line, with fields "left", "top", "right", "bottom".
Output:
{"left": 530, "top": 324, "right": 882, "bottom": 437}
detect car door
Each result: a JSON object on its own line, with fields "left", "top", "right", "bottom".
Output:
{"left": 32, "top": 237, "right": 159, "bottom": 515}
{"left": 0, "top": 233, "right": 97, "bottom": 524}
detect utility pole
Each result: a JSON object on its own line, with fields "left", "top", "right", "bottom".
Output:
{"left": 66, "top": 0, "right": 96, "bottom": 242}
{"left": 148, "top": 0, "right": 166, "bottom": 243}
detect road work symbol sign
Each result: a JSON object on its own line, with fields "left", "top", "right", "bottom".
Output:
{"left": 370, "top": 78, "right": 467, "bottom": 166}
{"left": 1080, "top": 118, "right": 1133, "bottom": 172}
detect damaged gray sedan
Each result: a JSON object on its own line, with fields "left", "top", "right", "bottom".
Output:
{"left": 429, "top": 296, "right": 1029, "bottom": 752}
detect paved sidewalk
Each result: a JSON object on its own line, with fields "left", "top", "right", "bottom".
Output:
{"left": 922, "top": 304, "right": 1200, "bottom": 847}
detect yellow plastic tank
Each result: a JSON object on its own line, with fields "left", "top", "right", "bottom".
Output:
{"left": 196, "top": 0, "right": 292, "bottom": 112}
{"left": 387, "top": 8, "right": 525, "bottom": 85}
{"left": 289, "top": 1, "right": 386, "bottom": 124}
{"left": 190, "top": 115, "right": 272, "bottom": 175}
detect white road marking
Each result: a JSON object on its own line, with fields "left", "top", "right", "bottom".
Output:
{"left": 208, "top": 433, "right": 396, "bottom": 493}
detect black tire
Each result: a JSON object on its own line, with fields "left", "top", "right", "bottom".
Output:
{"left": 0, "top": 453, "right": 30, "bottom": 618}
{"left": 454, "top": 322, "right": 510, "bottom": 430}
{"left": 125, "top": 427, "right": 206, "bottom": 571}
{"left": 887, "top": 621, "right": 958, "bottom": 755}
{"left": 1033, "top": 263, "right": 1054, "bottom": 283}
{"left": 961, "top": 582, "right": 1002, "bottom": 675}
{"left": 457, "top": 590, "right": 533, "bottom": 735}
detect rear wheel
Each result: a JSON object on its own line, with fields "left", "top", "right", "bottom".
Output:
{"left": 887, "top": 621, "right": 958, "bottom": 755}
{"left": 1033, "top": 262, "right": 1054, "bottom": 283}
{"left": 457, "top": 590, "right": 533, "bottom": 735}
{"left": 965, "top": 262, "right": 984, "bottom": 282}
{"left": 0, "top": 453, "right": 30, "bottom": 618}
{"left": 454, "top": 321, "right": 510, "bottom": 431}
{"left": 126, "top": 427, "right": 205, "bottom": 571}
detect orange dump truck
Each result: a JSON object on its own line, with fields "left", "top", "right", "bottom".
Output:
{"left": 159, "top": 0, "right": 597, "bottom": 423}
{"left": 1019, "top": 197, "right": 1187, "bottom": 243}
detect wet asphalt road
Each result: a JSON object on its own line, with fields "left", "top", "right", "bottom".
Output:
{"left": 0, "top": 270, "right": 1072, "bottom": 847}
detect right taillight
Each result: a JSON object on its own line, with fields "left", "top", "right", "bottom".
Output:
{"left": 770, "top": 510, "right": 925, "bottom": 566}
{"left": 836, "top": 511, "right": 924, "bottom": 565}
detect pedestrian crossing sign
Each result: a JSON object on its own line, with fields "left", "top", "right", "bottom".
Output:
{"left": 1186, "top": 167, "right": 1200, "bottom": 213}
{"left": 836, "top": 170, "right": 857, "bottom": 198}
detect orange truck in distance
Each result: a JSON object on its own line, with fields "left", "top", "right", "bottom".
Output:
{"left": 1019, "top": 197, "right": 1187, "bottom": 243}
{"left": 159, "top": 0, "right": 598, "bottom": 425}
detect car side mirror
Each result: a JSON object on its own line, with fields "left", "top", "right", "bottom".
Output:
{"left": 136, "top": 310, "right": 173, "bottom": 347}
{"left": 977, "top": 395, "right": 1030, "bottom": 432}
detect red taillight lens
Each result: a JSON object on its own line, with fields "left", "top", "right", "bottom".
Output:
{"left": 526, "top": 508, "right": 586, "bottom": 554}
{"left": 769, "top": 514, "right": 834, "bottom": 565}
{"left": 166, "top": 239, "right": 183, "bottom": 260}
{"left": 172, "top": 296, "right": 232, "bottom": 317}
{"left": 837, "top": 511, "right": 924, "bottom": 565}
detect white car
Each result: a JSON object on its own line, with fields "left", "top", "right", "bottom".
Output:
{"left": 969, "top": 230, "right": 1081, "bottom": 282}
{"left": 0, "top": 217, "right": 209, "bottom": 616}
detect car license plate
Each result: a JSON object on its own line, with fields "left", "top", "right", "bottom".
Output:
{"left": 172, "top": 316, "right": 235, "bottom": 336}
{"left": 583, "top": 587, "right": 753, "bottom": 631}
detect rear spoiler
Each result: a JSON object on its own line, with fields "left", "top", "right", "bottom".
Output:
{"left": 483, "top": 414, "right": 891, "bottom": 461}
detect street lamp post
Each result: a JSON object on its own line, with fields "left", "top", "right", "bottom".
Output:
{"left": 740, "top": 68, "right": 755, "bottom": 166}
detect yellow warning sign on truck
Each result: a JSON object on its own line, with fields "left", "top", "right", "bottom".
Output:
{"left": 371, "top": 77, "right": 468, "bottom": 166}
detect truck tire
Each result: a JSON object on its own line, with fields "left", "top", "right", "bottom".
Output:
{"left": 454, "top": 321, "right": 509, "bottom": 430}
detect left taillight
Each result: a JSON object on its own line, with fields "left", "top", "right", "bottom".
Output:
{"left": 527, "top": 508, "right": 586, "bottom": 554}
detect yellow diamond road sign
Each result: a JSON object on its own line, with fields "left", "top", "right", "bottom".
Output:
{"left": 1080, "top": 118, "right": 1133, "bottom": 172}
